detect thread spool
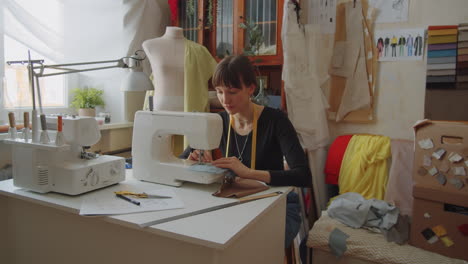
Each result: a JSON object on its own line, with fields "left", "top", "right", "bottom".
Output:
{"left": 57, "top": 115, "right": 62, "bottom": 132}
{"left": 8, "top": 112, "right": 15, "bottom": 128}
{"left": 23, "top": 112, "right": 30, "bottom": 141}
{"left": 24, "top": 112, "right": 29, "bottom": 129}
{"left": 40, "top": 114, "right": 47, "bottom": 131}
{"left": 149, "top": 95, "right": 154, "bottom": 111}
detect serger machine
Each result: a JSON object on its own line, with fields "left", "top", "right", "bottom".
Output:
{"left": 132, "top": 110, "right": 224, "bottom": 186}
{"left": 4, "top": 116, "right": 125, "bottom": 195}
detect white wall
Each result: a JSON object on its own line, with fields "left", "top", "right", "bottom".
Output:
{"left": 65, "top": 0, "right": 170, "bottom": 123}
{"left": 306, "top": 0, "right": 468, "bottom": 140}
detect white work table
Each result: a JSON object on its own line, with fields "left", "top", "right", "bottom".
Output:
{"left": 0, "top": 169, "right": 291, "bottom": 264}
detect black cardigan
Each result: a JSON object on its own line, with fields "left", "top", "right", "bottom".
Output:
{"left": 181, "top": 107, "right": 311, "bottom": 187}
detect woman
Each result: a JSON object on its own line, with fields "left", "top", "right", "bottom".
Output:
{"left": 183, "top": 55, "right": 311, "bottom": 248}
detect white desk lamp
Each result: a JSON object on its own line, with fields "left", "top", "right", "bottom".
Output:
{"left": 120, "top": 53, "right": 153, "bottom": 121}
{"left": 7, "top": 50, "right": 153, "bottom": 142}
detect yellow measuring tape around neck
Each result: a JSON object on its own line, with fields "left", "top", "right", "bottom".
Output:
{"left": 226, "top": 104, "right": 258, "bottom": 170}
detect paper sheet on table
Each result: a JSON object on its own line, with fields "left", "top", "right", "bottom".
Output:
{"left": 80, "top": 189, "right": 184, "bottom": 215}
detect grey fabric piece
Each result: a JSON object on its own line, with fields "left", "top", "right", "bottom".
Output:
{"left": 427, "top": 69, "right": 456, "bottom": 76}
{"left": 427, "top": 56, "right": 456, "bottom": 64}
{"left": 382, "top": 214, "right": 410, "bottom": 245}
{"left": 327, "top": 192, "right": 400, "bottom": 231}
{"left": 426, "top": 75, "right": 456, "bottom": 83}
{"left": 329, "top": 228, "right": 349, "bottom": 258}
{"left": 427, "top": 63, "right": 456, "bottom": 70}
{"left": 367, "top": 199, "right": 399, "bottom": 230}
{"left": 436, "top": 173, "right": 447, "bottom": 185}
{"left": 458, "top": 41, "right": 468, "bottom": 48}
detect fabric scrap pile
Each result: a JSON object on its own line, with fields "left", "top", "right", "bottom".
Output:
{"left": 328, "top": 192, "right": 410, "bottom": 245}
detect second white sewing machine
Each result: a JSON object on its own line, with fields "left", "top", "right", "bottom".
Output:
{"left": 4, "top": 116, "right": 125, "bottom": 195}
{"left": 132, "top": 110, "right": 224, "bottom": 186}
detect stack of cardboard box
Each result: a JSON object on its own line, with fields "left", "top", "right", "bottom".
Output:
{"left": 410, "top": 120, "right": 468, "bottom": 261}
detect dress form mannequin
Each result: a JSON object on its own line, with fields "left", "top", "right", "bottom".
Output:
{"left": 142, "top": 26, "right": 185, "bottom": 111}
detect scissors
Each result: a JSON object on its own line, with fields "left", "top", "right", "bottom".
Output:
{"left": 114, "top": 191, "right": 172, "bottom": 199}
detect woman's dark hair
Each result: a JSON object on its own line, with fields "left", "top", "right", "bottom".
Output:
{"left": 212, "top": 55, "right": 257, "bottom": 89}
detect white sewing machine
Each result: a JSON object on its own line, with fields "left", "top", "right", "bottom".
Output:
{"left": 132, "top": 110, "right": 224, "bottom": 186}
{"left": 4, "top": 116, "right": 125, "bottom": 195}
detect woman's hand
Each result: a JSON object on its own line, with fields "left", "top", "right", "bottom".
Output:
{"left": 187, "top": 149, "right": 213, "bottom": 163}
{"left": 211, "top": 156, "right": 251, "bottom": 179}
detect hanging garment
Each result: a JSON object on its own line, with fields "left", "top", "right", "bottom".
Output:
{"left": 182, "top": 40, "right": 218, "bottom": 149}
{"left": 338, "top": 135, "right": 391, "bottom": 200}
{"left": 384, "top": 139, "right": 414, "bottom": 217}
{"left": 281, "top": 0, "right": 330, "bottom": 213}
{"left": 184, "top": 40, "right": 218, "bottom": 113}
{"left": 329, "top": 0, "right": 376, "bottom": 122}
{"left": 281, "top": 0, "right": 330, "bottom": 150}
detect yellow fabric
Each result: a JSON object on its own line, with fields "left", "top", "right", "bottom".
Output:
{"left": 183, "top": 40, "right": 217, "bottom": 148}
{"left": 338, "top": 135, "right": 391, "bottom": 200}
{"left": 427, "top": 35, "right": 457, "bottom": 44}
{"left": 428, "top": 29, "right": 458, "bottom": 36}
{"left": 184, "top": 39, "right": 218, "bottom": 113}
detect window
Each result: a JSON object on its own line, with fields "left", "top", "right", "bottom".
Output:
{"left": 3, "top": 36, "right": 65, "bottom": 108}
{"left": 2, "top": 0, "right": 66, "bottom": 111}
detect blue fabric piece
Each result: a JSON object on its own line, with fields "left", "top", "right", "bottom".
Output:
{"left": 285, "top": 192, "right": 302, "bottom": 248}
{"left": 188, "top": 164, "right": 227, "bottom": 174}
{"left": 329, "top": 228, "right": 349, "bottom": 257}
{"left": 427, "top": 49, "right": 457, "bottom": 58}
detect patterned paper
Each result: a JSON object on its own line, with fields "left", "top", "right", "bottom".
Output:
{"left": 452, "top": 167, "right": 466, "bottom": 176}
{"left": 448, "top": 152, "right": 463, "bottom": 163}
{"left": 428, "top": 167, "right": 439, "bottom": 176}
{"left": 432, "top": 148, "right": 446, "bottom": 160}
{"left": 432, "top": 225, "right": 447, "bottom": 237}
{"left": 418, "top": 138, "right": 434, "bottom": 149}
{"left": 441, "top": 236, "right": 454, "bottom": 247}
{"left": 423, "top": 155, "right": 432, "bottom": 167}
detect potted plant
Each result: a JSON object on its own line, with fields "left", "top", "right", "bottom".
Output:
{"left": 70, "top": 87, "right": 105, "bottom": 117}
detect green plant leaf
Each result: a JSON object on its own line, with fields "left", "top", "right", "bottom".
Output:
{"left": 70, "top": 87, "right": 105, "bottom": 109}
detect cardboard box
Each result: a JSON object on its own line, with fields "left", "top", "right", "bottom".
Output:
{"left": 411, "top": 120, "right": 468, "bottom": 260}
{"left": 413, "top": 120, "right": 468, "bottom": 195}
{"left": 410, "top": 186, "right": 468, "bottom": 261}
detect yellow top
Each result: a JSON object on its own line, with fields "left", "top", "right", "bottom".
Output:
{"left": 338, "top": 135, "right": 391, "bottom": 200}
